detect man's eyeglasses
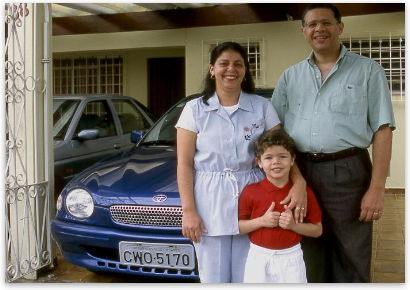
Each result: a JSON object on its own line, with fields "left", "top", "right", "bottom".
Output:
{"left": 304, "top": 20, "right": 338, "bottom": 30}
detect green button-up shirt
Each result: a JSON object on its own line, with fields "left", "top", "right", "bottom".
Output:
{"left": 271, "top": 44, "right": 396, "bottom": 153}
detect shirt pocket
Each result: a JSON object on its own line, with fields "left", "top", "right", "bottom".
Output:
{"left": 329, "top": 84, "right": 367, "bottom": 116}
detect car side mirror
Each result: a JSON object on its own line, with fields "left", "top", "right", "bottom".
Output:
{"left": 131, "top": 130, "right": 148, "bottom": 144}
{"left": 77, "top": 129, "right": 99, "bottom": 140}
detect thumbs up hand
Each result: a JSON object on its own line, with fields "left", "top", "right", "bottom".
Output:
{"left": 261, "top": 202, "right": 280, "bottom": 228}
{"left": 266, "top": 201, "right": 275, "bottom": 213}
{"left": 279, "top": 205, "right": 296, "bottom": 230}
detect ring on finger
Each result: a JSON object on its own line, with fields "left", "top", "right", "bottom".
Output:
{"left": 300, "top": 207, "right": 305, "bottom": 210}
{"left": 295, "top": 207, "right": 301, "bottom": 211}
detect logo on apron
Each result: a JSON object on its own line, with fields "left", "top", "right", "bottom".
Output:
{"left": 244, "top": 122, "right": 262, "bottom": 140}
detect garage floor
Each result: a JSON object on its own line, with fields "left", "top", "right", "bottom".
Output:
{"left": 13, "top": 190, "right": 405, "bottom": 283}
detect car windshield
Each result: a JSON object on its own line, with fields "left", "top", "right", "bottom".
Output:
{"left": 53, "top": 99, "right": 80, "bottom": 140}
{"left": 139, "top": 96, "right": 196, "bottom": 146}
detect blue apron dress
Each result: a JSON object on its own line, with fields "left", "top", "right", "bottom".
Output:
{"left": 180, "top": 91, "right": 279, "bottom": 282}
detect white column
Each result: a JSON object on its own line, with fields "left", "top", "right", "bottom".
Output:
{"left": 5, "top": 3, "right": 53, "bottom": 281}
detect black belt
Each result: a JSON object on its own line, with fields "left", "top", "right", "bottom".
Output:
{"left": 297, "top": 147, "right": 365, "bottom": 163}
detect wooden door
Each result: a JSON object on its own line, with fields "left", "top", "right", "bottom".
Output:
{"left": 148, "top": 57, "right": 185, "bottom": 117}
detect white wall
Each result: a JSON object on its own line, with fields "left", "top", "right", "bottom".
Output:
{"left": 386, "top": 101, "right": 405, "bottom": 188}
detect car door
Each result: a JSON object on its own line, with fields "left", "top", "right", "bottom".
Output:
{"left": 111, "top": 99, "right": 155, "bottom": 151}
{"left": 65, "top": 99, "right": 122, "bottom": 180}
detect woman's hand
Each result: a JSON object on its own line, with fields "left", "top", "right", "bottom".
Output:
{"left": 177, "top": 128, "right": 206, "bottom": 243}
{"left": 182, "top": 210, "right": 207, "bottom": 243}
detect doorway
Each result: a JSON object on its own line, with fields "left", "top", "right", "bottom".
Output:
{"left": 148, "top": 57, "right": 185, "bottom": 117}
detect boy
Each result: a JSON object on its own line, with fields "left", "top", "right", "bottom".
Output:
{"left": 238, "top": 130, "right": 322, "bottom": 283}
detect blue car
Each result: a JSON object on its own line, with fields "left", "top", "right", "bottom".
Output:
{"left": 51, "top": 94, "right": 201, "bottom": 280}
{"left": 51, "top": 89, "right": 273, "bottom": 281}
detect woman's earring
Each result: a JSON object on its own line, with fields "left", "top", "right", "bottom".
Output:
{"left": 243, "top": 77, "right": 247, "bottom": 82}
{"left": 210, "top": 74, "right": 215, "bottom": 79}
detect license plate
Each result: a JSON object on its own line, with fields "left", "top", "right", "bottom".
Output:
{"left": 119, "top": 242, "right": 195, "bottom": 270}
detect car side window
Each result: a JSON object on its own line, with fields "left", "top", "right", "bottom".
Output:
{"left": 112, "top": 100, "right": 151, "bottom": 133}
{"left": 53, "top": 100, "right": 80, "bottom": 140}
{"left": 75, "top": 100, "right": 117, "bottom": 138}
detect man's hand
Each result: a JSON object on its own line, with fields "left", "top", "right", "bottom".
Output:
{"left": 359, "top": 186, "right": 385, "bottom": 222}
{"left": 280, "top": 181, "right": 307, "bottom": 223}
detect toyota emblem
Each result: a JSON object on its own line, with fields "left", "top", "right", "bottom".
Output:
{"left": 152, "top": 194, "right": 168, "bottom": 203}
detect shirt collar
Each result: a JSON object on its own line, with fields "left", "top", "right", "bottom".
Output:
{"left": 260, "top": 177, "right": 293, "bottom": 192}
{"left": 203, "top": 91, "right": 254, "bottom": 113}
{"left": 307, "top": 43, "right": 347, "bottom": 67}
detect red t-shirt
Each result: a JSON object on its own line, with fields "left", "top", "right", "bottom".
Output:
{"left": 238, "top": 177, "right": 322, "bottom": 250}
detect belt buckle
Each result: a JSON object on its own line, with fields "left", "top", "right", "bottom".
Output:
{"left": 307, "top": 152, "right": 319, "bottom": 161}
{"left": 311, "top": 153, "right": 320, "bottom": 161}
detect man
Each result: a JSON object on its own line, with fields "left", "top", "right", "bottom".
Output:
{"left": 271, "top": 3, "right": 395, "bottom": 283}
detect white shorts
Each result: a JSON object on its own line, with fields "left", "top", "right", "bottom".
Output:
{"left": 243, "top": 242, "right": 307, "bottom": 283}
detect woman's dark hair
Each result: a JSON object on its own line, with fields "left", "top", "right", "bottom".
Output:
{"left": 301, "top": 3, "right": 342, "bottom": 27}
{"left": 201, "top": 42, "right": 255, "bottom": 105}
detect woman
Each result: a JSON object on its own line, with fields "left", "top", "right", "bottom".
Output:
{"left": 176, "top": 42, "right": 305, "bottom": 283}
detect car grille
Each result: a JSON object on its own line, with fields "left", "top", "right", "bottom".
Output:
{"left": 110, "top": 205, "right": 182, "bottom": 227}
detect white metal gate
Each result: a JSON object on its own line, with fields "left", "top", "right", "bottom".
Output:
{"left": 5, "top": 3, "right": 52, "bottom": 282}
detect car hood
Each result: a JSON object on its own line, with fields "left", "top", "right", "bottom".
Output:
{"left": 68, "top": 145, "right": 180, "bottom": 207}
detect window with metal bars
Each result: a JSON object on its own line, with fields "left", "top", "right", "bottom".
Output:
{"left": 53, "top": 56, "right": 123, "bottom": 95}
{"left": 202, "top": 38, "right": 266, "bottom": 87}
{"left": 341, "top": 34, "right": 405, "bottom": 99}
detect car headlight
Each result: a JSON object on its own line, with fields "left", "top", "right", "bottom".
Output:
{"left": 65, "top": 188, "right": 94, "bottom": 219}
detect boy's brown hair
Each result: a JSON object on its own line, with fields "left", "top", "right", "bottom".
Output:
{"left": 254, "top": 129, "right": 297, "bottom": 159}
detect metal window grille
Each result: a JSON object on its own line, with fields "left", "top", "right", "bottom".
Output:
{"left": 53, "top": 55, "right": 123, "bottom": 95}
{"left": 341, "top": 32, "right": 405, "bottom": 101}
{"left": 202, "top": 38, "right": 266, "bottom": 87}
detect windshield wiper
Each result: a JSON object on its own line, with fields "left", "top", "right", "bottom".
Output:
{"left": 138, "top": 140, "right": 176, "bottom": 146}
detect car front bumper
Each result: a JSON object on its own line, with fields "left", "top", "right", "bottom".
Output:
{"left": 51, "top": 219, "right": 199, "bottom": 280}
